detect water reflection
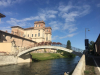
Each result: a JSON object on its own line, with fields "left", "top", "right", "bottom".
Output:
{"left": 0, "top": 56, "right": 80, "bottom": 75}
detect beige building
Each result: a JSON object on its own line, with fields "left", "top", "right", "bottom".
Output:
{"left": 11, "top": 21, "right": 52, "bottom": 43}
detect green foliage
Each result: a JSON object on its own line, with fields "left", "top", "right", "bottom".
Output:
{"left": 44, "top": 49, "right": 46, "bottom": 53}
{"left": 62, "top": 51, "right": 75, "bottom": 58}
{"left": 57, "top": 50, "right": 75, "bottom": 58}
{"left": 84, "top": 70, "right": 90, "bottom": 74}
{"left": 89, "top": 41, "right": 95, "bottom": 54}
{"left": 31, "top": 53, "right": 64, "bottom": 61}
{"left": 57, "top": 49, "right": 63, "bottom": 54}
{"left": 31, "top": 52, "right": 75, "bottom": 62}
{"left": 66, "top": 40, "right": 71, "bottom": 49}
{"left": 89, "top": 41, "right": 94, "bottom": 51}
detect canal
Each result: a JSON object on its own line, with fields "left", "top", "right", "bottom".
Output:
{"left": 0, "top": 56, "right": 80, "bottom": 75}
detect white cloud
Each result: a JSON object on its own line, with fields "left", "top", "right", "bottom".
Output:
{"left": 63, "top": 23, "right": 77, "bottom": 33}
{"left": 0, "top": 26, "right": 11, "bottom": 32}
{"left": 3, "top": 12, "right": 13, "bottom": 16}
{"left": 7, "top": 9, "right": 58, "bottom": 27}
{"left": 52, "top": 36, "right": 58, "bottom": 40}
{"left": 49, "top": 21, "right": 62, "bottom": 31}
{"left": 58, "top": 2, "right": 90, "bottom": 33}
{"left": 58, "top": 4, "right": 90, "bottom": 22}
{"left": 97, "top": 3, "right": 100, "bottom": 7}
{"left": 38, "top": 10, "right": 58, "bottom": 20}
{"left": 0, "top": 0, "right": 22, "bottom": 7}
{"left": 59, "top": 33, "right": 77, "bottom": 39}
{"left": 6, "top": 15, "right": 42, "bottom": 26}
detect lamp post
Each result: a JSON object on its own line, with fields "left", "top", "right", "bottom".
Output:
{"left": 85, "top": 28, "right": 90, "bottom": 39}
{"left": 85, "top": 28, "right": 90, "bottom": 54}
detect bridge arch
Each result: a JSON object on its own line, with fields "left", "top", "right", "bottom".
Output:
{"left": 17, "top": 46, "right": 73, "bottom": 57}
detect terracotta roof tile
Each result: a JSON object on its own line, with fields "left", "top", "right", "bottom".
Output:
{"left": 24, "top": 27, "right": 34, "bottom": 30}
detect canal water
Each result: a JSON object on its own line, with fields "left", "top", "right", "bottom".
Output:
{"left": 0, "top": 56, "right": 80, "bottom": 75}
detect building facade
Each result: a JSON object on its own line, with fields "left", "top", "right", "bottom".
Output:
{"left": 95, "top": 34, "right": 100, "bottom": 55}
{"left": 11, "top": 21, "right": 52, "bottom": 43}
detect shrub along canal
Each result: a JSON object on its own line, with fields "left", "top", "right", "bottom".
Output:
{"left": 0, "top": 53, "right": 80, "bottom": 75}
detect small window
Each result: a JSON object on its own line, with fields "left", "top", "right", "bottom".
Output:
{"left": 47, "top": 30, "right": 48, "bottom": 32}
{"left": 38, "top": 33, "right": 40, "bottom": 37}
{"left": 28, "top": 34, "right": 29, "bottom": 37}
{"left": 39, "top": 24, "right": 40, "bottom": 27}
{"left": 35, "top": 34, "right": 37, "bottom": 37}
{"left": 38, "top": 30, "right": 40, "bottom": 32}
{"left": 32, "top": 34, "right": 33, "bottom": 37}
{"left": 46, "top": 37, "right": 48, "bottom": 41}
{"left": 23, "top": 34, "right": 25, "bottom": 37}
{"left": 36, "top": 25, "right": 37, "bottom": 27}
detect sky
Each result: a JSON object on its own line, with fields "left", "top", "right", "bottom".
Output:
{"left": 0, "top": 0, "right": 100, "bottom": 50}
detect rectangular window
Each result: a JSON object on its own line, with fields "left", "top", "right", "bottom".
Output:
{"left": 38, "top": 33, "right": 40, "bottom": 37}
{"left": 35, "top": 34, "right": 37, "bottom": 37}
{"left": 28, "top": 34, "right": 29, "bottom": 37}
{"left": 46, "top": 37, "right": 48, "bottom": 41}
{"left": 32, "top": 34, "right": 33, "bottom": 37}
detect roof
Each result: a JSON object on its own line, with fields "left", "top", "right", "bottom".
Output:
{"left": 24, "top": 27, "right": 34, "bottom": 30}
{"left": 95, "top": 34, "right": 100, "bottom": 43}
{"left": 11, "top": 26, "right": 24, "bottom": 30}
{"left": 34, "top": 21, "right": 45, "bottom": 24}
{"left": 0, "top": 30, "right": 37, "bottom": 43}
{"left": 11, "top": 26, "right": 52, "bottom": 30}
{"left": 0, "top": 13, "right": 6, "bottom": 18}
{"left": 45, "top": 27, "right": 52, "bottom": 29}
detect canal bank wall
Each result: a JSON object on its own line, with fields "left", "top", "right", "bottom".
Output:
{"left": 72, "top": 54, "right": 85, "bottom": 75}
{"left": 0, "top": 54, "right": 32, "bottom": 66}
{"left": 0, "top": 55, "right": 17, "bottom": 66}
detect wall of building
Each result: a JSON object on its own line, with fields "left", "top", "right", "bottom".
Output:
{"left": 11, "top": 21, "right": 52, "bottom": 43}
{"left": 0, "top": 43, "right": 11, "bottom": 53}
{"left": 0, "top": 30, "right": 36, "bottom": 53}
{"left": 11, "top": 27, "right": 24, "bottom": 37}
{"left": 95, "top": 34, "right": 100, "bottom": 55}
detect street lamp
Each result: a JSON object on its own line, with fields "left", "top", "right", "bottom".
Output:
{"left": 85, "top": 28, "right": 90, "bottom": 52}
{"left": 85, "top": 28, "right": 90, "bottom": 39}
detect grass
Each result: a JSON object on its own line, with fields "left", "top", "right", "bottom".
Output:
{"left": 31, "top": 53, "right": 65, "bottom": 62}
{"left": 84, "top": 70, "right": 90, "bottom": 74}
{"left": 84, "top": 57, "right": 96, "bottom": 75}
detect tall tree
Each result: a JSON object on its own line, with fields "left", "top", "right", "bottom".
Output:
{"left": 89, "top": 41, "right": 94, "bottom": 51}
{"left": 66, "top": 40, "right": 71, "bottom": 49}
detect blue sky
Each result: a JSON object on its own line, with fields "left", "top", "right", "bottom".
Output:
{"left": 0, "top": 0, "right": 100, "bottom": 50}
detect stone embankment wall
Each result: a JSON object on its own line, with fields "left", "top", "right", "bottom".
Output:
{"left": 0, "top": 53, "right": 32, "bottom": 66}
{"left": 0, "top": 55, "right": 17, "bottom": 66}
{"left": 72, "top": 54, "right": 85, "bottom": 75}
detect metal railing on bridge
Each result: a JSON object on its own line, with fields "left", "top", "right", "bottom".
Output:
{"left": 6, "top": 42, "right": 84, "bottom": 56}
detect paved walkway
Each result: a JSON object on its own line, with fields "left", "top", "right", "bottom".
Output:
{"left": 93, "top": 56, "right": 100, "bottom": 75}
